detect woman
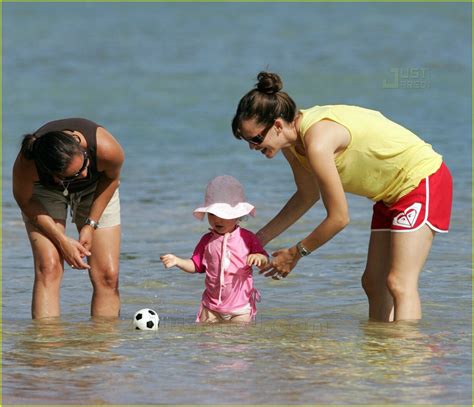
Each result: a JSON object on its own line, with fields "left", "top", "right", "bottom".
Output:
{"left": 12, "top": 118, "right": 124, "bottom": 319}
{"left": 231, "top": 72, "right": 452, "bottom": 322}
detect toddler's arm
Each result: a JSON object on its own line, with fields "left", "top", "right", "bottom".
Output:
{"left": 247, "top": 253, "right": 269, "bottom": 269}
{"left": 160, "top": 254, "right": 196, "bottom": 273}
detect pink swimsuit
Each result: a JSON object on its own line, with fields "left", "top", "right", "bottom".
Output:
{"left": 191, "top": 227, "right": 267, "bottom": 321}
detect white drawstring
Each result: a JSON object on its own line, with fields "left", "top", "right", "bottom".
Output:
{"left": 217, "top": 232, "right": 230, "bottom": 305}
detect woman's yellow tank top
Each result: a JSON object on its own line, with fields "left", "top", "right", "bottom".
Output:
{"left": 291, "top": 105, "right": 442, "bottom": 204}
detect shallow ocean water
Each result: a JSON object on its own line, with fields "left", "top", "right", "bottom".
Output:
{"left": 2, "top": 2, "right": 472, "bottom": 405}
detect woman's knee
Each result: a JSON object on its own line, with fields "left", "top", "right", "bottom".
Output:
{"left": 386, "top": 271, "right": 416, "bottom": 299}
{"left": 361, "top": 271, "right": 377, "bottom": 296}
{"left": 90, "top": 265, "right": 119, "bottom": 291}
{"left": 34, "top": 255, "right": 63, "bottom": 285}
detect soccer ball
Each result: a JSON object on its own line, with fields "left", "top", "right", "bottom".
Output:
{"left": 133, "top": 308, "right": 160, "bottom": 331}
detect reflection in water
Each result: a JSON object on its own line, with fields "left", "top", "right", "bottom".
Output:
{"left": 355, "top": 320, "right": 448, "bottom": 402}
{"left": 3, "top": 318, "right": 126, "bottom": 404}
{"left": 173, "top": 318, "right": 453, "bottom": 405}
{"left": 359, "top": 320, "right": 438, "bottom": 369}
{"left": 6, "top": 318, "right": 124, "bottom": 369}
{"left": 1, "top": 315, "right": 470, "bottom": 405}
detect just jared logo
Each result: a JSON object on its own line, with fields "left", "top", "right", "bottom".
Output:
{"left": 383, "top": 67, "right": 431, "bottom": 89}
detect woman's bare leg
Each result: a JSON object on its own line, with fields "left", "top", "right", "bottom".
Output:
{"left": 388, "top": 225, "right": 435, "bottom": 321}
{"left": 26, "top": 220, "right": 66, "bottom": 319}
{"left": 361, "top": 231, "right": 394, "bottom": 322}
{"left": 87, "top": 225, "right": 121, "bottom": 318}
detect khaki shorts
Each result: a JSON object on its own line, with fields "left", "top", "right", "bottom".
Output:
{"left": 22, "top": 182, "right": 121, "bottom": 229}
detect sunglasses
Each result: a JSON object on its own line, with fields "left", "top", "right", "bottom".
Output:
{"left": 243, "top": 122, "right": 274, "bottom": 146}
{"left": 59, "top": 151, "right": 89, "bottom": 181}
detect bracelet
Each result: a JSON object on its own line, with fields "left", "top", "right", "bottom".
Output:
{"left": 296, "top": 241, "right": 311, "bottom": 257}
{"left": 85, "top": 218, "right": 100, "bottom": 230}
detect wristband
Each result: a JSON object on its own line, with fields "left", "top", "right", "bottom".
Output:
{"left": 85, "top": 218, "right": 99, "bottom": 230}
{"left": 296, "top": 241, "right": 311, "bottom": 257}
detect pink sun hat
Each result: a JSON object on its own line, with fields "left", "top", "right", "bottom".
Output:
{"left": 193, "top": 175, "right": 256, "bottom": 220}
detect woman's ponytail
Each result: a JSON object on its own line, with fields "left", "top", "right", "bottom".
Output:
{"left": 20, "top": 133, "right": 41, "bottom": 160}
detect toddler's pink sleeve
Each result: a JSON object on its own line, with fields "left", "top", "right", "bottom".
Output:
{"left": 243, "top": 230, "right": 269, "bottom": 257}
{"left": 191, "top": 233, "right": 211, "bottom": 273}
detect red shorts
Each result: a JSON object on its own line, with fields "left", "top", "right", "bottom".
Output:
{"left": 371, "top": 162, "right": 452, "bottom": 233}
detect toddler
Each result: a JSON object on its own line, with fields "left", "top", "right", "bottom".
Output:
{"left": 160, "top": 175, "right": 268, "bottom": 323}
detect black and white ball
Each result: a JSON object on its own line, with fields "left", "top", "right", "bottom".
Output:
{"left": 133, "top": 308, "right": 160, "bottom": 331}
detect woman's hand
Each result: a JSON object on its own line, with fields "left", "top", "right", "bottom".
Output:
{"left": 259, "top": 246, "right": 301, "bottom": 280}
{"left": 60, "top": 237, "right": 91, "bottom": 270}
{"left": 79, "top": 225, "right": 94, "bottom": 252}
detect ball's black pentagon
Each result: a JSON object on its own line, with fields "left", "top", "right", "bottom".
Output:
{"left": 148, "top": 310, "right": 156, "bottom": 315}
{"left": 136, "top": 327, "right": 140, "bottom": 330}
{"left": 136, "top": 313, "right": 143, "bottom": 320}
{"left": 146, "top": 321, "right": 154, "bottom": 329}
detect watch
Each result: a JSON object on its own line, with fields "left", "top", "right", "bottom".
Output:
{"left": 296, "top": 241, "right": 311, "bottom": 257}
{"left": 85, "top": 218, "right": 100, "bottom": 230}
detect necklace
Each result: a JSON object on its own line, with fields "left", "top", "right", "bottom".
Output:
{"left": 61, "top": 181, "right": 71, "bottom": 196}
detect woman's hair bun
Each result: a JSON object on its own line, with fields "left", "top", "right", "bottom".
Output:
{"left": 255, "top": 71, "right": 283, "bottom": 95}
{"left": 20, "top": 133, "right": 39, "bottom": 160}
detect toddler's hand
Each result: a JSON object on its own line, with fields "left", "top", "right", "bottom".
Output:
{"left": 160, "top": 254, "right": 178, "bottom": 269}
{"left": 247, "top": 253, "right": 269, "bottom": 269}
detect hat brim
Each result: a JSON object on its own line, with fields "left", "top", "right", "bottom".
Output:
{"left": 193, "top": 202, "right": 256, "bottom": 220}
